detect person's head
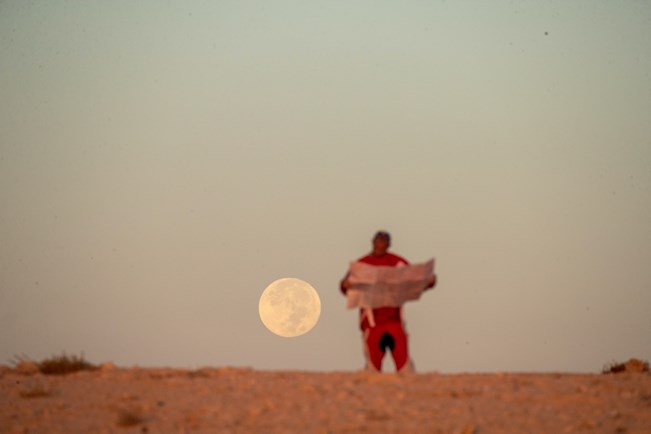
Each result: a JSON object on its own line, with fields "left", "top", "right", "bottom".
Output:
{"left": 372, "top": 230, "right": 391, "bottom": 256}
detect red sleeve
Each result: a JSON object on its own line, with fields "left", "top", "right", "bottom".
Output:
{"left": 393, "top": 254, "right": 409, "bottom": 266}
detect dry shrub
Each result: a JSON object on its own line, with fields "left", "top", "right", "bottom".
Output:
{"left": 603, "top": 358, "right": 650, "bottom": 374}
{"left": 37, "top": 352, "right": 97, "bottom": 375}
{"left": 11, "top": 352, "right": 97, "bottom": 375}
{"left": 9, "top": 354, "right": 39, "bottom": 375}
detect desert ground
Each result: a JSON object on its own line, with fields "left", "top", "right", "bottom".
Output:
{"left": 2, "top": 363, "right": 651, "bottom": 434}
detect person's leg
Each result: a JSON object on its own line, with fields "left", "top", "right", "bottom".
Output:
{"left": 362, "top": 327, "right": 385, "bottom": 371}
{"left": 385, "top": 322, "right": 414, "bottom": 373}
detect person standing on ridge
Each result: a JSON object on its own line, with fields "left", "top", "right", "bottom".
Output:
{"left": 340, "top": 231, "right": 436, "bottom": 373}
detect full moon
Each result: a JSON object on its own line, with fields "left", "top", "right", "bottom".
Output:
{"left": 258, "top": 278, "right": 321, "bottom": 338}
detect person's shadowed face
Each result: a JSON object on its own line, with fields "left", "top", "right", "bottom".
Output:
{"left": 372, "top": 236, "right": 390, "bottom": 256}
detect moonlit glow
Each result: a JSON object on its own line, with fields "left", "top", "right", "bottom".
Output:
{"left": 259, "top": 278, "right": 321, "bottom": 338}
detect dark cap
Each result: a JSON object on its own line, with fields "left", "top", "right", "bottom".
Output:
{"left": 373, "top": 231, "right": 391, "bottom": 242}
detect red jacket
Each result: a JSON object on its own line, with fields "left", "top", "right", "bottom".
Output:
{"left": 341, "top": 252, "right": 409, "bottom": 330}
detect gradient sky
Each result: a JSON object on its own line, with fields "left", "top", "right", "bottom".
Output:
{"left": 1, "top": 1, "right": 650, "bottom": 373}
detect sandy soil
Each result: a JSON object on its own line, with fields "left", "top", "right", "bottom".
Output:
{"left": 2, "top": 365, "right": 650, "bottom": 434}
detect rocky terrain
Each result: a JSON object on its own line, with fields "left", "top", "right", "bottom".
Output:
{"left": 2, "top": 363, "right": 651, "bottom": 433}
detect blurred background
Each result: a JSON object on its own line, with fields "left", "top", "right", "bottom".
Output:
{"left": 1, "top": 1, "right": 650, "bottom": 372}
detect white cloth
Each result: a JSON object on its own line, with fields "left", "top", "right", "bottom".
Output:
{"left": 346, "top": 258, "right": 435, "bottom": 309}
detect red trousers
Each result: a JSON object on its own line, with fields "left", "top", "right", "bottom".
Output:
{"left": 363, "top": 321, "right": 413, "bottom": 372}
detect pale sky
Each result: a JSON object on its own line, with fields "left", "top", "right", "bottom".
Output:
{"left": 1, "top": 1, "right": 650, "bottom": 373}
